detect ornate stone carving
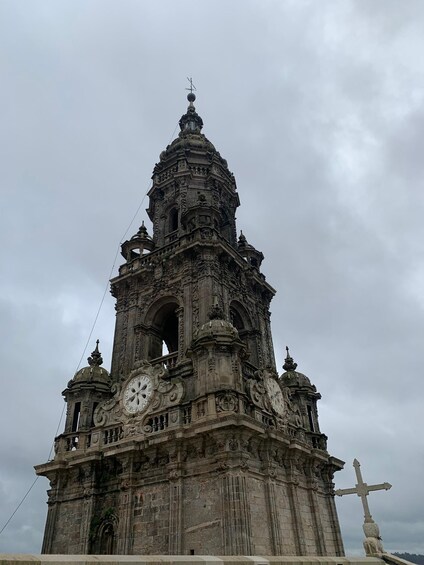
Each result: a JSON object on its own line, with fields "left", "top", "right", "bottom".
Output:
{"left": 216, "top": 391, "right": 239, "bottom": 413}
{"left": 246, "top": 379, "right": 268, "bottom": 410}
{"left": 93, "top": 361, "right": 183, "bottom": 431}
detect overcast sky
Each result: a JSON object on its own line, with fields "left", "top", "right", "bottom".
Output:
{"left": 0, "top": 0, "right": 423, "bottom": 556}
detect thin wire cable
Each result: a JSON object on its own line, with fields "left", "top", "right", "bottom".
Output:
{"left": 0, "top": 477, "right": 39, "bottom": 536}
{"left": 74, "top": 120, "right": 179, "bottom": 371}
{"left": 0, "top": 120, "right": 180, "bottom": 538}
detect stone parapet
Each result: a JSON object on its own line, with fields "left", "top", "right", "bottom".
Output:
{"left": 0, "top": 555, "right": 385, "bottom": 565}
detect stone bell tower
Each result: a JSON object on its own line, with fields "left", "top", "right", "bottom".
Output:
{"left": 35, "top": 93, "right": 345, "bottom": 556}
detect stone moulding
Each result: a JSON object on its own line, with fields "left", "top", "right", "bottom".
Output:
{"left": 0, "top": 556, "right": 391, "bottom": 565}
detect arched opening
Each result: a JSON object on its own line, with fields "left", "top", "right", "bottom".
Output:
{"left": 220, "top": 210, "right": 231, "bottom": 242}
{"left": 162, "top": 311, "right": 178, "bottom": 354}
{"left": 230, "top": 301, "right": 258, "bottom": 367}
{"left": 168, "top": 208, "right": 178, "bottom": 233}
{"left": 71, "top": 402, "right": 81, "bottom": 432}
{"left": 99, "top": 522, "right": 115, "bottom": 555}
{"left": 230, "top": 308, "right": 245, "bottom": 332}
{"left": 250, "top": 257, "right": 258, "bottom": 268}
{"left": 146, "top": 301, "right": 180, "bottom": 360}
{"left": 90, "top": 516, "right": 118, "bottom": 555}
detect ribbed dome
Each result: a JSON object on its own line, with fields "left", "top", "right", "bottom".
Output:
{"left": 160, "top": 132, "right": 216, "bottom": 160}
{"left": 280, "top": 347, "right": 316, "bottom": 390}
{"left": 193, "top": 303, "right": 240, "bottom": 342}
{"left": 157, "top": 93, "right": 230, "bottom": 170}
{"left": 71, "top": 364, "right": 110, "bottom": 385}
{"left": 67, "top": 341, "right": 111, "bottom": 388}
{"left": 196, "top": 318, "right": 239, "bottom": 341}
{"left": 281, "top": 369, "right": 313, "bottom": 389}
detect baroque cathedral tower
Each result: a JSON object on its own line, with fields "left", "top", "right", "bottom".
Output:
{"left": 36, "top": 93, "right": 345, "bottom": 556}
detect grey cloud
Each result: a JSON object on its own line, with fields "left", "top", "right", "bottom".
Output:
{"left": 0, "top": 0, "right": 423, "bottom": 555}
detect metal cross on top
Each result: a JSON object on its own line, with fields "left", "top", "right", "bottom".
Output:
{"left": 186, "top": 77, "right": 197, "bottom": 94}
{"left": 335, "top": 459, "right": 392, "bottom": 522}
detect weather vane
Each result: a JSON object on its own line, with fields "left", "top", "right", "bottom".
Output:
{"left": 186, "top": 77, "right": 197, "bottom": 94}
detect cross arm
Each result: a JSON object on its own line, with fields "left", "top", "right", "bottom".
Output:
{"left": 367, "top": 482, "right": 392, "bottom": 492}
{"left": 335, "top": 487, "right": 358, "bottom": 496}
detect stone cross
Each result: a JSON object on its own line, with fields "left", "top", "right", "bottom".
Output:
{"left": 335, "top": 459, "right": 392, "bottom": 556}
{"left": 335, "top": 458, "right": 392, "bottom": 522}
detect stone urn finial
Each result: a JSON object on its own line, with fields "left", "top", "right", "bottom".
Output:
{"left": 87, "top": 340, "right": 103, "bottom": 367}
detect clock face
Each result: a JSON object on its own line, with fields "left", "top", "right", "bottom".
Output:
{"left": 123, "top": 374, "right": 153, "bottom": 414}
{"left": 265, "top": 377, "right": 285, "bottom": 416}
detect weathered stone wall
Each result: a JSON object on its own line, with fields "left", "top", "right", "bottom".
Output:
{"left": 275, "top": 482, "right": 296, "bottom": 554}
{"left": 132, "top": 483, "right": 170, "bottom": 554}
{"left": 248, "top": 476, "right": 271, "bottom": 554}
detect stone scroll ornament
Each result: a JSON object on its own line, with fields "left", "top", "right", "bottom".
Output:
{"left": 248, "top": 368, "right": 302, "bottom": 427}
{"left": 93, "top": 360, "right": 184, "bottom": 431}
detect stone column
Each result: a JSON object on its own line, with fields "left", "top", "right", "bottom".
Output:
{"left": 265, "top": 474, "right": 283, "bottom": 554}
{"left": 168, "top": 476, "right": 183, "bottom": 554}
{"left": 326, "top": 491, "right": 345, "bottom": 555}
{"left": 116, "top": 487, "right": 133, "bottom": 554}
{"left": 308, "top": 483, "right": 327, "bottom": 555}
{"left": 41, "top": 502, "right": 58, "bottom": 553}
{"left": 175, "top": 306, "right": 184, "bottom": 362}
{"left": 221, "top": 474, "right": 252, "bottom": 554}
{"left": 287, "top": 479, "right": 306, "bottom": 555}
{"left": 117, "top": 457, "right": 134, "bottom": 554}
{"left": 79, "top": 493, "right": 94, "bottom": 553}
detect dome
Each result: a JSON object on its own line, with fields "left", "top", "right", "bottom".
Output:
{"left": 281, "top": 369, "right": 314, "bottom": 389}
{"left": 194, "top": 303, "right": 240, "bottom": 342}
{"left": 280, "top": 347, "right": 316, "bottom": 391}
{"left": 196, "top": 318, "right": 239, "bottom": 341}
{"left": 160, "top": 128, "right": 216, "bottom": 159}
{"left": 71, "top": 364, "right": 111, "bottom": 385}
{"left": 156, "top": 94, "right": 233, "bottom": 168}
{"left": 67, "top": 341, "right": 111, "bottom": 388}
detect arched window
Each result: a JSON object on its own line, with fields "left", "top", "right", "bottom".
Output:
{"left": 230, "top": 308, "right": 245, "bottom": 332}
{"left": 169, "top": 208, "right": 178, "bottom": 233}
{"left": 230, "top": 301, "right": 258, "bottom": 367}
{"left": 71, "top": 402, "right": 81, "bottom": 432}
{"left": 220, "top": 210, "right": 231, "bottom": 242}
{"left": 250, "top": 257, "right": 258, "bottom": 268}
{"left": 161, "top": 311, "right": 178, "bottom": 354}
{"left": 99, "top": 522, "right": 115, "bottom": 555}
{"left": 146, "top": 301, "right": 180, "bottom": 359}
{"left": 91, "top": 517, "right": 118, "bottom": 555}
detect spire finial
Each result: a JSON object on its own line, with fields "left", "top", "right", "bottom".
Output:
{"left": 186, "top": 77, "right": 197, "bottom": 103}
{"left": 87, "top": 339, "right": 103, "bottom": 367}
{"left": 238, "top": 230, "right": 247, "bottom": 248}
{"left": 179, "top": 80, "right": 203, "bottom": 133}
{"left": 283, "top": 345, "right": 297, "bottom": 372}
{"left": 138, "top": 221, "right": 148, "bottom": 237}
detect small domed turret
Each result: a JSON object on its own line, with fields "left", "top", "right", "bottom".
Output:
{"left": 237, "top": 231, "right": 264, "bottom": 270}
{"left": 63, "top": 341, "right": 112, "bottom": 436}
{"left": 280, "top": 346, "right": 315, "bottom": 390}
{"left": 68, "top": 340, "right": 111, "bottom": 388}
{"left": 121, "top": 221, "right": 154, "bottom": 262}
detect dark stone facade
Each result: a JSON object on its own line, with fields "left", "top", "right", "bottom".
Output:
{"left": 35, "top": 95, "right": 345, "bottom": 556}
